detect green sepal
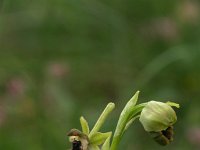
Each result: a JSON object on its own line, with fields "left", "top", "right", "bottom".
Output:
{"left": 89, "top": 132, "right": 111, "bottom": 146}
{"left": 88, "top": 145, "right": 100, "bottom": 150}
{"left": 166, "top": 101, "right": 180, "bottom": 108}
{"left": 127, "top": 91, "right": 140, "bottom": 107}
{"left": 89, "top": 103, "right": 115, "bottom": 138}
{"left": 101, "top": 132, "right": 112, "bottom": 150}
{"left": 80, "top": 116, "right": 90, "bottom": 135}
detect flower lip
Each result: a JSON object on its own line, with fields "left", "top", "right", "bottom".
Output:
{"left": 67, "top": 129, "right": 89, "bottom": 150}
{"left": 149, "top": 126, "right": 174, "bottom": 146}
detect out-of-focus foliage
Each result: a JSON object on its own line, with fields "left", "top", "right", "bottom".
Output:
{"left": 0, "top": 0, "right": 200, "bottom": 150}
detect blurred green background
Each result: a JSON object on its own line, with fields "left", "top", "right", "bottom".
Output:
{"left": 0, "top": 0, "right": 200, "bottom": 150}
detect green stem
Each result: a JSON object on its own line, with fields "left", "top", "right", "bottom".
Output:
{"left": 110, "top": 103, "right": 146, "bottom": 150}
{"left": 89, "top": 103, "right": 115, "bottom": 139}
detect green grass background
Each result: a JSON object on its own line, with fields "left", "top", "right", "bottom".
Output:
{"left": 0, "top": 0, "right": 200, "bottom": 149}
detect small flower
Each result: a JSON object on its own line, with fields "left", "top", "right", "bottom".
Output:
{"left": 67, "top": 129, "right": 89, "bottom": 150}
{"left": 67, "top": 102, "right": 115, "bottom": 150}
{"left": 139, "top": 101, "right": 179, "bottom": 145}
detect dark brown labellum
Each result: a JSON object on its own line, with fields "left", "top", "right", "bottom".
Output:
{"left": 72, "top": 140, "right": 82, "bottom": 150}
{"left": 149, "top": 126, "right": 174, "bottom": 146}
{"left": 67, "top": 129, "right": 89, "bottom": 150}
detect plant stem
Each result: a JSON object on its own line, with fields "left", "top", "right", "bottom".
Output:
{"left": 110, "top": 103, "right": 146, "bottom": 150}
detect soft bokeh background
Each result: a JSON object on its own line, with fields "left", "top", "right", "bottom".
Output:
{"left": 0, "top": 0, "right": 200, "bottom": 150}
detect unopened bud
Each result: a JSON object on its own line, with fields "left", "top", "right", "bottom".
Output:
{"left": 139, "top": 101, "right": 177, "bottom": 132}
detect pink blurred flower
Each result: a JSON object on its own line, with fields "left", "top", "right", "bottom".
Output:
{"left": 177, "top": 1, "right": 200, "bottom": 24}
{"left": 6, "top": 78, "right": 25, "bottom": 96}
{"left": 139, "top": 17, "right": 178, "bottom": 41}
{"left": 187, "top": 127, "right": 200, "bottom": 147}
{"left": 47, "top": 62, "right": 70, "bottom": 78}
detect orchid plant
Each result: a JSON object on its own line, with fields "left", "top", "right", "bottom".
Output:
{"left": 67, "top": 91, "right": 180, "bottom": 150}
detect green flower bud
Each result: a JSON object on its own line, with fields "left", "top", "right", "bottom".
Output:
{"left": 139, "top": 101, "right": 178, "bottom": 145}
{"left": 139, "top": 101, "right": 177, "bottom": 132}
